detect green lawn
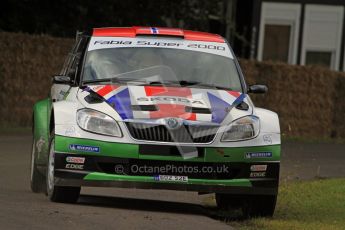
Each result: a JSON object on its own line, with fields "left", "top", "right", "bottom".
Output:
{"left": 230, "top": 179, "right": 345, "bottom": 230}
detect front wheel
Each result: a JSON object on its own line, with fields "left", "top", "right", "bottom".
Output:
{"left": 216, "top": 194, "right": 277, "bottom": 218}
{"left": 46, "top": 133, "right": 80, "bottom": 203}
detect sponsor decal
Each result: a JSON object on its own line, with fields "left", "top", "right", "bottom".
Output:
{"left": 65, "top": 164, "right": 84, "bottom": 170}
{"left": 250, "top": 165, "right": 267, "bottom": 172}
{"left": 66, "top": 156, "right": 85, "bottom": 164}
{"left": 88, "top": 37, "right": 233, "bottom": 58}
{"left": 245, "top": 152, "right": 272, "bottom": 159}
{"left": 92, "top": 40, "right": 227, "bottom": 51}
{"left": 250, "top": 172, "right": 266, "bottom": 178}
{"left": 136, "top": 96, "right": 204, "bottom": 105}
{"left": 263, "top": 134, "right": 272, "bottom": 144}
{"left": 65, "top": 126, "right": 76, "bottom": 136}
{"left": 93, "top": 40, "right": 183, "bottom": 47}
{"left": 36, "top": 136, "right": 45, "bottom": 155}
{"left": 69, "top": 144, "right": 100, "bottom": 153}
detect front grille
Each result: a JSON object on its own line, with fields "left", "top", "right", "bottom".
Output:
{"left": 125, "top": 122, "right": 218, "bottom": 143}
{"left": 139, "top": 145, "right": 205, "bottom": 157}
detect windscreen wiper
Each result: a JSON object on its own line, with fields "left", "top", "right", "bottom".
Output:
{"left": 169, "top": 80, "right": 233, "bottom": 91}
{"left": 83, "top": 77, "right": 147, "bottom": 85}
{"left": 82, "top": 78, "right": 112, "bottom": 84}
{"left": 193, "top": 83, "right": 233, "bottom": 91}
{"left": 137, "top": 80, "right": 179, "bottom": 86}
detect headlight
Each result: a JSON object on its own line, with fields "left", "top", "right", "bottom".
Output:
{"left": 221, "top": 115, "right": 259, "bottom": 141}
{"left": 77, "top": 109, "right": 122, "bottom": 137}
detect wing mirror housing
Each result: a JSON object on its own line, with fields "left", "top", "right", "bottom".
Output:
{"left": 248, "top": 84, "right": 268, "bottom": 94}
{"left": 52, "top": 75, "right": 71, "bottom": 84}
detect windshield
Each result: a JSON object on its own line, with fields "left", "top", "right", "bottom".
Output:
{"left": 82, "top": 46, "right": 242, "bottom": 91}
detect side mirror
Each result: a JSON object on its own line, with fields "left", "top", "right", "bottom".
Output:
{"left": 52, "top": 75, "right": 71, "bottom": 84}
{"left": 248, "top": 84, "right": 268, "bottom": 94}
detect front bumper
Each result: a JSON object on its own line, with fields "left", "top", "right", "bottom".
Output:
{"left": 53, "top": 135, "right": 280, "bottom": 195}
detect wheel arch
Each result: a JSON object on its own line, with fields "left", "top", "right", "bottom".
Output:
{"left": 32, "top": 98, "right": 52, "bottom": 165}
{"left": 255, "top": 108, "right": 280, "bottom": 134}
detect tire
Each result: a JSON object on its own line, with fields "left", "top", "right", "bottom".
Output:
{"left": 242, "top": 195, "right": 277, "bottom": 218}
{"left": 46, "top": 131, "right": 80, "bottom": 203}
{"left": 30, "top": 137, "right": 46, "bottom": 193}
{"left": 216, "top": 193, "right": 277, "bottom": 218}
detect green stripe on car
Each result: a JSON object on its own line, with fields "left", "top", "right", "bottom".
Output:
{"left": 55, "top": 135, "right": 280, "bottom": 162}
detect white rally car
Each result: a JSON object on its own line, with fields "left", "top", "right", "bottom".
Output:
{"left": 31, "top": 27, "right": 280, "bottom": 217}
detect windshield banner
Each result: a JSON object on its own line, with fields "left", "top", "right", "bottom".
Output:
{"left": 88, "top": 37, "right": 233, "bottom": 59}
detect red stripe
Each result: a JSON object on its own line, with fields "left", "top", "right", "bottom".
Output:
{"left": 92, "top": 27, "right": 224, "bottom": 43}
{"left": 149, "top": 104, "right": 196, "bottom": 120}
{"left": 134, "top": 26, "right": 184, "bottom": 36}
{"left": 93, "top": 27, "right": 136, "bottom": 37}
{"left": 144, "top": 86, "right": 167, "bottom": 96}
{"left": 144, "top": 86, "right": 192, "bottom": 97}
{"left": 227, "top": 91, "right": 241, "bottom": 98}
{"left": 96, "top": 85, "right": 119, "bottom": 96}
{"left": 184, "top": 30, "right": 225, "bottom": 43}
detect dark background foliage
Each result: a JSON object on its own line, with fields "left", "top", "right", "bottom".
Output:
{"left": 0, "top": 0, "right": 225, "bottom": 37}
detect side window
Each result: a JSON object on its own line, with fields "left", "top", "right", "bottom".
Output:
{"left": 60, "top": 54, "right": 72, "bottom": 76}
{"left": 66, "top": 54, "right": 80, "bottom": 81}
{"left": 64, "top": 36, "right": 88, "bottom": 83}
{"left": 60, "top": 40, "right": 79, "bottom": 76}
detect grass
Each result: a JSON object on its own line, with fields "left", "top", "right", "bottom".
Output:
{"left": 229, "top": 178, "right": 345, "bottom": 230}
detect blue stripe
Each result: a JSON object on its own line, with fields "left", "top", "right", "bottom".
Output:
{"left": 231, "top": 93, "right": 246, "bottom": 107}
{"left": 106, "top": 88, "right": 133, "bottom": 120}
{"left": 207, "top": 92, "right": 231, "bottom": 123}
{"left": 151, "top": 27, "right": 158, "bottom": 34}
{"left": 207, "top": 93, "right": 247, "bottom": 123}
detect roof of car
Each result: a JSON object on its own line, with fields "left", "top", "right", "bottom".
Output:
{"left": 92, "top": 26, "right": 225, "bottom": 43}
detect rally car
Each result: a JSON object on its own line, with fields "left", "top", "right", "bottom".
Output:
{"left": 30, "top": 26, "right": 280, "bottom": 217}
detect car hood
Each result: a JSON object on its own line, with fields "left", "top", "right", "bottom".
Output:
{"left": 81, "top": 84, "right": 251, "bottom": 124}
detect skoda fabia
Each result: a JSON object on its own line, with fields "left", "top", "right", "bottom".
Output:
{"left": 31, "top": 27, "right": 280, "bottom": 217}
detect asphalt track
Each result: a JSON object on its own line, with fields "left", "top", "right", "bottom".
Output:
{"left": 0, "top": 134, "right": 344, "bottom": 230}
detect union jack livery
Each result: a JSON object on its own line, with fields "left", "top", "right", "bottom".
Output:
{"left": 88, "top": 84, "right": 246, "bottom": 123}
{"left": 31, "top": 27, "right": 281, "bottom": 218}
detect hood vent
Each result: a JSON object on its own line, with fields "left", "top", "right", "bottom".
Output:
{"left": 185, "top": 106, "right": 211, "bottom": 114}
{"left": 131, "top": 105, "right": 158, "bottom": 111}
{"left": 84, "top": 92, "right": 105, "bottom": 104}
{"left": 235, "top": 102, "right": 249, "bottom": 111}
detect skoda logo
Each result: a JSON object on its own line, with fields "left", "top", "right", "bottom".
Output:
{"left": 165, "top": 117, "right": 182, "bottom": 130}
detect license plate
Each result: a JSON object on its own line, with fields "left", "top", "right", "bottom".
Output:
{"left": 154, "top": 175, "right": 188, "bottom": 183}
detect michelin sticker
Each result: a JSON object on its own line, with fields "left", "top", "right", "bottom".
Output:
{"left": 69, "top": 144, "right": 100, "bottom": 153}
{"left": 245, "top": 152, "right": 272, "bottom": 159}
